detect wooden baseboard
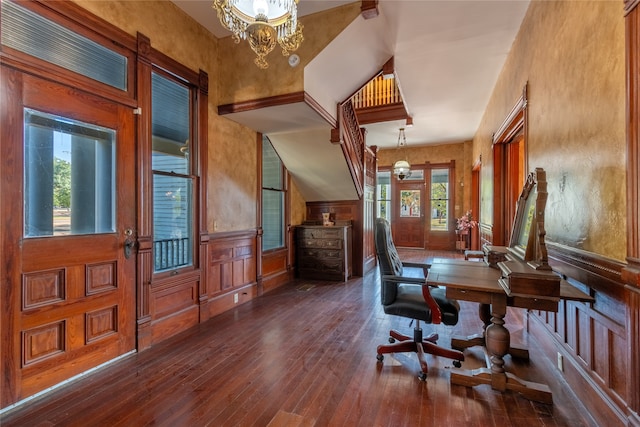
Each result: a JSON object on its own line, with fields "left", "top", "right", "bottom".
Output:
{"left": 205, "top": 283, "right": 257, "bottom": 318}
{"left": 262, "top": 269, "right": 293, "bottom": 294}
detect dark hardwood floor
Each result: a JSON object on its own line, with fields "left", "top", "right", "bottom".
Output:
{"left": 1, "top": 250, "right": 596, "bottom": 426}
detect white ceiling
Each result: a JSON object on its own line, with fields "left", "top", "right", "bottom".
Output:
{"left": 172, "top": 0, "right": 530, "bottom": 149}
{"left": 171, "top": 0, "right": 529, "bottom": 201}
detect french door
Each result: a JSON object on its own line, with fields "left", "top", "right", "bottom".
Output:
{"left": 1, "top": 69, "right": 136, "bottom": 405}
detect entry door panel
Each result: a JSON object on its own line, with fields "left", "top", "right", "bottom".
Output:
{"left": 2, "top": 71, "right": 136, "bottom": 403}
{"left": 394, "top": 182, "right": 425, "bottom": 248}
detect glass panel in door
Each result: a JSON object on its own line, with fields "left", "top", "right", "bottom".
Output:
{"left": 24, "top": 109, "right": 116, "bottom": 237}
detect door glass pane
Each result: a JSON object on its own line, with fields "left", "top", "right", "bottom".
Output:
{"left": 430, "top": 169, "right": 449, "bottom": 231}
{"left": 400, "top": 190, "right": 420, "bottom": 217}
{"left": 24, "top": 109, "right": 116, "bottom": 237}
{"left": 153, "top": 175, "right": 193, "bottom": 271}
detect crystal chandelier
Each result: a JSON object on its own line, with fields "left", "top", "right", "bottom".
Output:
{"left": 212, "top": 0, "right": 304, "bottom": 69}
{"left": 393, "top": 128, "right": 411, "bottom": 180}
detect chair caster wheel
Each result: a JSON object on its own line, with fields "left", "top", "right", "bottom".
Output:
{"left": 453, "top": 360, "right": 462, "bottom": 368}
{"left": 388, "top": 337, "right": 395, "bottom": 344}
{"left": 376, "top": 354, "right": 384, "bottom": 363}
{"left": 418, "top": 372, "right": 427, "bottom": 381}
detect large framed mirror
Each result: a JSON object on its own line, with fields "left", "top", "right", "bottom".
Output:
{"left": 507, "top": 167, "right": 550, "bottom": 270}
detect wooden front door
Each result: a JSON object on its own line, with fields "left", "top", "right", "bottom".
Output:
{"left": 393, "top": 181, "right": 425, "bottom": 248}
{"left": 1, "top": 70, "right": 136, "bottom": 406}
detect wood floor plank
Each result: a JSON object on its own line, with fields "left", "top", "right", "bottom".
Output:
{"left": 0, "top": 250, "right": 597, "bottom": 427}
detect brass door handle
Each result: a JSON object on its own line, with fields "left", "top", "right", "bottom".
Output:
{"left": 123, "top": 229, "right": 136, "bottom": 259}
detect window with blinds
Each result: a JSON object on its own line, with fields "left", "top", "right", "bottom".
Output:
{"left": 151, "top": 71, "right": 193, "bottom": 272}
{"left": 262, "top": 137, "right": 285, "bottom": 251}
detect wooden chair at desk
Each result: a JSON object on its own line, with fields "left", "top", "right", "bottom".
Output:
{"left": 428, "top": 168, "right": 593, "bottom": 404}
{"left": 374, "top": 218, "right": 465, "bottom": 381}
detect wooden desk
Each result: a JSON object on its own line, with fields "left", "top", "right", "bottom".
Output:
{"left": 427, "top": 261, "right": 593, "bottom": 404}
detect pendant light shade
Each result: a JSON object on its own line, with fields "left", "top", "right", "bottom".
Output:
{"left": 393, "top": 128, "right": 411, "bottom": 180}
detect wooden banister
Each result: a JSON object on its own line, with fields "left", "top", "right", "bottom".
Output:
{"left": 351, "top": 75, "right": 402, "bottom": 109}
{"left": 335, "top": 101, "right": 364, "bottom": 198}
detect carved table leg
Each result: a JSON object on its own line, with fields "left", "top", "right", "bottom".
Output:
{"left": 450, "top": 296, "right": 552, "bottom": 404}
{"left": 486, "top": 299, "right": 509, "bottom": 390}
{"left": 451, "top": 302, "right": 529, "bottom": 359}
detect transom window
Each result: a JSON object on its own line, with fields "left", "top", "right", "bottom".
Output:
{"left": 1, "top": 0, "right": 128, "bottom": 91}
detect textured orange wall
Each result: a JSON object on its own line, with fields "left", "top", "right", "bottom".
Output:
{"left": 377, "top": 141, "right": 472, "bottom": 220}
{"left": 289, "top": 178, "right": 306, "bottom": 226}
{"left": 72, "top": 0, "right": 259, "bottom": 232}
{"left": 474, "top": 0, "right": 626, "bottom": 260}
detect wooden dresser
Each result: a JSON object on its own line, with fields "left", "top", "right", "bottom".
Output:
{"left": 296, "top": 223, "right": 352, "bottom": 282}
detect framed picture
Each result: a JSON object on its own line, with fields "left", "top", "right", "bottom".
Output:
{"left": 400, "top": 190, "right": 420, "bottom": 217}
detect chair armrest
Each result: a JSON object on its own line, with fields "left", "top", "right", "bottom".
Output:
{"left": 381, "top": 275, "right": 425, "bottom": 285}
{"left": 421, "top": 285, "right": 442, "bottom": 324}
{"left": 401, "top": 261, "right": 431, "bottom": 269}
{"left": 401, "top": 261, "right": 431, "bottom": 277}
{"left": 380, "top": 275, "right": 443, "bottom": 324}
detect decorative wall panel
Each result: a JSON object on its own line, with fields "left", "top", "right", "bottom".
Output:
{"left": 531, "top": 244, "right": 631, "bottom": 426}
{"left": 208, "top": 233, "right": 257, "bottom": 297}
{"left": 151, "top": 280, "right": 198, "bottom": 320}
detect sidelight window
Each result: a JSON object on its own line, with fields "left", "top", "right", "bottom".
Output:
{"left": 429, "top": 168, "right": 450, "bottom": 231}
{"left": 376, "top": 171, "right": 391, "bottom": 220}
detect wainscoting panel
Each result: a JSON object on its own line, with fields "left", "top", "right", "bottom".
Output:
{"left": 262, "top": 248, "right": 291, "bottom": 293}
{"left": 529, "top": 242, "right": 632, "bottom": 426}
{"left": 205, "top": 230, "right": 258, "bottom": 318}
{"left": 149, "top": 273, "right": 201, "bottom": 343}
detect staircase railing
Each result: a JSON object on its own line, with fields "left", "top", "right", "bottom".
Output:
{"left": 351, "top": 75, "right": 402, "bottom": 109}
{"left": 333, "top": 100, "right": 364, "bottom": 198}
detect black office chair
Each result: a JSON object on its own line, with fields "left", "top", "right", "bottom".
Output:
{"left": 374, "top": 218, "right": 464, "bottom": 380}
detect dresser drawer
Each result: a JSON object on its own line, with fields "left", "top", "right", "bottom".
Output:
{"left": 299, "top": 257, "right": 344, "bottom": 272}
{"left": 298, "top": 238, "right": 343, "bottom": 249}
{"left": 299, "top": 248, "right": 343, "bottom": 259}
{"left": 298, "top": 227, "right": 344, "bottom": 240}
{"left": 295, "top": 224, "right": 352, "bottom": 282}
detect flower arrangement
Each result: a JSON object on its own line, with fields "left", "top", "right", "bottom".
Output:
{"left": 456, "top": 210, "right": 478, "bottom": 232}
